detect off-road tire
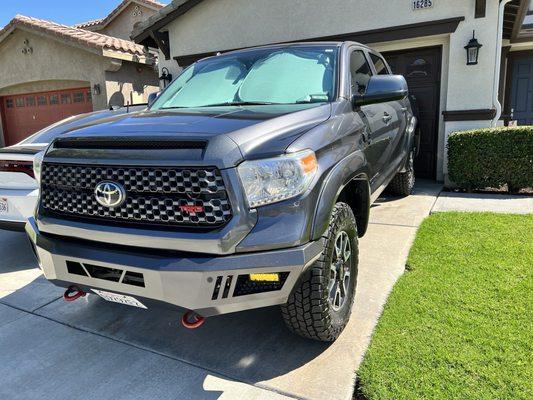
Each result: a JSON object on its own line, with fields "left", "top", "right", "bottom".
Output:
{"left": 281, "top": 202, "right": 358, "bottom": 342}
{"left": 387, "top": 151, "right": 415, "bottom": 196}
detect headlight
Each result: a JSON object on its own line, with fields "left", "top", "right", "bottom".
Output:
{"left": 237, "top": 150, "right": 318, "bottom": 208}
{"left": 33, "top": 151, "right": 45, "bottom": 184}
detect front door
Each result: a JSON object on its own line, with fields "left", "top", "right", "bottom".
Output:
{"left": 509, "top": 56, "right": 533, "bottom": 125}
{"left": 383, "top": 47, "right": 442, "bottom": 179}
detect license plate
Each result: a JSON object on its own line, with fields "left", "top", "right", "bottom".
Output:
{"left": 91, "top": 289, "right": 147, "bottom": 309}
{"left": 0, "top": 198, "right": 8, "bottom": 215}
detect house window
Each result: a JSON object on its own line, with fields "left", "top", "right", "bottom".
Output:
{"left": 16, "top": 98, "right": 24, "bottom": 107}
{"left": 5, "top": 99, "right": 14, "bottom": 108}
{"left": 49, "top": 94, "right": 59, "bottom": 105}
{"left": 61, "top": 93, "right": 71, "bottom": 104}
{"left": 37, "top": 95, "right": 47, "bottom": 106}
{"left": 370, "top": 54, "right": 390, "bottom": 75}
{"left": 86, "top": 91, "right": 92, "bottom": 103}
{"left": 26, "top": 96, "right": 36, "bottom": 107}
{"left": 73, "top": 92, "right": 84, "bottom": 103}
{"left": 406, "top": 58, "right": 430, "bottom": 78}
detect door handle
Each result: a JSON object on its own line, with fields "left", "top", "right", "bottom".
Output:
{"left": 362, "top": 127, "right": 370, "bottom": 144}
{"left": 383, "top": 112, "right": 393, "bottom": 124}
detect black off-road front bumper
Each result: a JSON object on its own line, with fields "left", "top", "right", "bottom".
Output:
{"left": 26, "top": 218, "right": 322, "bottom": 317}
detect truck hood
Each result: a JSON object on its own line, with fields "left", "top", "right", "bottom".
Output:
{"left": 56, "top": 104, "right": 331, "bottom": 165}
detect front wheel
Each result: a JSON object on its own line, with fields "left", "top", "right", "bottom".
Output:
{"left": 387, "top": 150, "right": 415, "bottom": 196}
{"left": 280, "top": 202, "right": 358, "bottom": 342}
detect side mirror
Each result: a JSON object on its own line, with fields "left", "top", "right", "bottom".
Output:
{"left": 353, "top": 75, "right": 408, "bottom": 107}
{"left": 148, "top": 91, "right": 161, "bottom": 107}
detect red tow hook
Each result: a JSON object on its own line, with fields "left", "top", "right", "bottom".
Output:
{"left": 181, "top": 311, "right": 206, "bottom": 329}
{"left": 63, "top": 285, "right": 86, "bottom": 302}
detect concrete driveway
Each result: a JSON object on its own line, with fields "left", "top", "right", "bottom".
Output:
{"left": 0, "top": 181, "right": 441, "bottom": 400}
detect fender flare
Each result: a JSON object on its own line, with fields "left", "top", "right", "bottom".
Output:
{"left": 310, "top": 150, "right": 371, "bottom": 240}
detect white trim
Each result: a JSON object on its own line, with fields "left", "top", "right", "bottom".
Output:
{"left": 492, "top": 0, "right": 513, "bottom": 127}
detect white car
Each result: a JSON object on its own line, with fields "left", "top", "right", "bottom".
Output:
{"left": 0, "top": 105, "right": 146, "bottom": 231}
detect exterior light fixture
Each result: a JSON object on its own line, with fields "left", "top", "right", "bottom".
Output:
{"left": 158, "top": 67, "right": 173, "bottom": 87}
{"left": 465, "top": 30, "right": 482, "bottom": 66}
{"left": 92, "top": 84, "right": 101, "bottom": 96}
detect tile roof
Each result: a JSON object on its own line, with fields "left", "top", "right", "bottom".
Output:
{"left": 1, "top": 15, "right": 147, "bottom": 56}
{"left": 74, "top": 0, "right": 165, "bottom": 31}
{"left": 73, "top": 18, "right": 104, "bottom": 29}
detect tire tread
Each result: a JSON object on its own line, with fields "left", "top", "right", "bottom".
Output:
{"left": 281, "top": 203, "right": 358, "bottom": 342}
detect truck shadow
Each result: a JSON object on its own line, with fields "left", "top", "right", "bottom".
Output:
{"left": 37, "top": 294, "right": 331, "bottom": 383}
{"left": 0, "top": 230, "right": 37, "bottom": 273}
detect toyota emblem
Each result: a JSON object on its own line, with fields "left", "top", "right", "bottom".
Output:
{"left": 94, "top": 181, "right": 126, "bottom": 208}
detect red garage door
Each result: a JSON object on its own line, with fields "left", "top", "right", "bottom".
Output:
{"left": 1, "top": 87, "right": 93, "bottom": 146}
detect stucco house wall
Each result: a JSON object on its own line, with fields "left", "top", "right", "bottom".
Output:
{"left": 0, "top": 30, "right": 108, "bottom": 109}
{"left": 100, "top": 3, "right": 158, "bottom": 40}
{"left": 106, "top": 60, "right": 160, "bottom": 106}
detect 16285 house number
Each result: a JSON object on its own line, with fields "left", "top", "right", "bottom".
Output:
{"left": 412, "top": 0, "right": 433, "bottom": 10}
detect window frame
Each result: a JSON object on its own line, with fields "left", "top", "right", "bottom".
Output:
{"left": 348, "top": 48, "right": 375, "bottom": 96}
{"left": 25, "top": 96, "right": 36, "bottom": 107}
{"left": 37, "top": 95, "right": 47, "bottom": 106}
{"left": 60, "top": 93, "right": 72, "bottom": 105}
{"left": 49, "top": 94, "right": 59, "bottom": 105}
{"left": 73, "top": 92, "right": 85, "bottom": 103}
{"left": 368, "top": 51, "right": 392, "bottom": 76}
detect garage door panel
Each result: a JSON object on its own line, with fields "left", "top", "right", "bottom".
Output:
{"left": 1, "top": 87, "right": 92, "bottom": 146}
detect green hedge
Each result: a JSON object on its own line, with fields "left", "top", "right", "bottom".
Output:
{"left": 447, "top": 127, "right": 533, "bottom": 192}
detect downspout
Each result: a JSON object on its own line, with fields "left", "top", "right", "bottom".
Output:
{"left": 492, "top": 0, "right": 513, "bottom": 127}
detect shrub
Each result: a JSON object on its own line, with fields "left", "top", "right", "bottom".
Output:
{"left": 447, "top": 127, "right": 533, "bottom": 192}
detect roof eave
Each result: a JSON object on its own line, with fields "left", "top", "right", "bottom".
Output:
{"left": 0, "top": 22, "right": 148, "bottom": 62}
{"left": 103, "top": 49, "right": 154, "bottom": 64}
{"left": 131, "top": 0, "right": 204, "bottom": 43}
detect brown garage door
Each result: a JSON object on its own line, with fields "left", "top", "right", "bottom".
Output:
{"left": 383, "top": 47, "right": 442, "bottom": 179}
{"left": 1, "top": 87, "right": 93, "bottom": 146}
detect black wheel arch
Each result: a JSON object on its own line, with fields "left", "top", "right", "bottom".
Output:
{"left": 311, "top": 151, "right": 371, "bottom": 240}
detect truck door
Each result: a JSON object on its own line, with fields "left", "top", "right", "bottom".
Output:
{"left": 349, "top": 50, "right": 382, "bottom": 185}
{"left": 368, "top": 53, "right": 408, "bottom": 183}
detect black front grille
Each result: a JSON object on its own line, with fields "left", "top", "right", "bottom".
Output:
{"left": 40, "top": 163, "right": 232, "bottom": 227}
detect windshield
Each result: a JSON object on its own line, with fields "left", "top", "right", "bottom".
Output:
{"left": 151, "top": 46, "right": 338, "bottom": 110}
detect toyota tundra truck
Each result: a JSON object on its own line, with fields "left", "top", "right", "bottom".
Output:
{"left": 27, "top": 42, "right": 416, "bottom": 342}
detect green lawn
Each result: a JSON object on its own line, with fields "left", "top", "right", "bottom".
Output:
{"left": 357, "top": 212, "right": 533, "bottom": 400}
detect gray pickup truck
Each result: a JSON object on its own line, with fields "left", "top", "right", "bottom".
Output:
{"left": 27, "top": 42, "right": 416, "bottom": 341}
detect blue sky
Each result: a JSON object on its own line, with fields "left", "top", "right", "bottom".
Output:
{"left": 0, "top": 0, "right": 170, "bottom": 28}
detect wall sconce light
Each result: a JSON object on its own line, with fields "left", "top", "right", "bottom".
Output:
{"left": 159, "top": 67, "right": 173, "bottom": 87}
{"left": 465, "top": 30, "right": 482, "bottom": 66}
{"left": 93, "top": 84, "right": 101, "bottom": 96}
